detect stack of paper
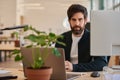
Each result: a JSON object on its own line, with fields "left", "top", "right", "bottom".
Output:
{"left": 0, "top": 70, "right": 12, "bottom": 77}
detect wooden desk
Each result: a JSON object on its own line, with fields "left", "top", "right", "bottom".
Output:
{"left": 0, "top": 68, "right": 25, "bottom": 80}
{"left": 67, "top": 72, "right": 104, "bottom": 80}
{"left": 0, "top": 68, "right": 104, "bottom": 80}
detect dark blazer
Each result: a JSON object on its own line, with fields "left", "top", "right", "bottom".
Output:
{"left": 55, "top": 29, "right": 108, "bottom": 72}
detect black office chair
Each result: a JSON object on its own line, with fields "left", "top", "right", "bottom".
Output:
{"left": 85, "top": 22, "right": 90, "bottom": 31}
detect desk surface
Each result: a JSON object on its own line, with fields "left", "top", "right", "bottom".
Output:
{"left": 0, "top": 67, "right": 104, "bottom": 80}
{"left": 0, "top": 68, "right": 25, "bottom": 80}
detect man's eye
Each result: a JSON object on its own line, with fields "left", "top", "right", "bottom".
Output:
{"left": 79, "top": 18, "right": 83, "bottom": 21}
{"left": 72, "top": 19, "right": 76, "bottom": 21}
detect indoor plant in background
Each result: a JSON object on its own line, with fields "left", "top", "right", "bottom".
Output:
{"left": 11, "top": 31, "right": 20, "bottom": 47}
{"left": 9, "top": 25, "right": 65, "bottom": 80}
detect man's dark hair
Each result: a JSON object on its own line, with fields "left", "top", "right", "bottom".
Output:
{"left": 67, "top": 4, "right": 88, "bottom": 20}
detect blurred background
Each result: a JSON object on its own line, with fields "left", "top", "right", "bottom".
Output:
{"left": 0, "top": 0, "right": 119, "bottom": 37}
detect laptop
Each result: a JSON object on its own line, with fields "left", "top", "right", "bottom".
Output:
{"left": 21, "top": 47, "right": 80, "bottom": 80}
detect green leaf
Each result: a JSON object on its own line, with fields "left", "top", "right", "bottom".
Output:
{"left": 32, "top": 57, "right": 44, "bottom": 69}
{"left": 15, "top": 55, "right": 23, "bottom": 61}
{"left": 56, "top": 41, "right": 66, "bottom": 46}
{"left": 26, "top": 45, "right": 33, "bottom": 48}
{"left": 57, "top": 35, "right": 64, "bottom": 39}
{"left": 12, "top": 32, "right": 19, "bottom": 39}
{"left": 49, "top": 32, "right": 56, "bottom": 37}
{"left": 8, "top": 49, "right": 21, "bottom": 58}
{"left": 52, "top": 48, "right": 61, "bottom": 57}
{"left": 24, "top": 25, "right": 29, "bottom": 31}
{"left": 24, "top": 34, "right": 37, "bottom": 42}
{"left": 12, "top": 49, "right": 21, "bottom": 54}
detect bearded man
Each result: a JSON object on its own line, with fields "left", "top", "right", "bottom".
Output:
{"left": 55, "top": 4, "right": 108, "bottom": 72}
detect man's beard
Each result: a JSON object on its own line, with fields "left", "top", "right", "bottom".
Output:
{"left": 71, "top": 25, "right": 85, "bottom": 35}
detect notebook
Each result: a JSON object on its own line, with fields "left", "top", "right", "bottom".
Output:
{"left": 21, "top": 47, "right": 80, "bottom": 80}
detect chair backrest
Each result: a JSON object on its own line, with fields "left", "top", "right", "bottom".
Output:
{"left": 85, "top": 22, "right": 90, "bottom": 31}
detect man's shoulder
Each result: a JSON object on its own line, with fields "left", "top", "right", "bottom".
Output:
{"left": 84, "top": 29, "right": 90, "bottom": 36}
{"left": 61, "top": 30, "right": 72, "bottom": 36}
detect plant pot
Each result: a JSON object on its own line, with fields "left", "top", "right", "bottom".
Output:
{"left": 11, "top": 33, "right": 15, "bottom": 38}
{"left": 25, "top": 67, "right": 53, "bottom": 80}
{"left": 14, "top": 40, "right": 20, "bottom": 47}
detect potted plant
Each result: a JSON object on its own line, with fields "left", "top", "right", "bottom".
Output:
{"left": 9, "top": 25, "right": 65, "bottom": 80}
{"left": 11, "top": 31, "right": 20, "bottom": 47}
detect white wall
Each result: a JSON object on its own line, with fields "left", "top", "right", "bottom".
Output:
{"left": 24, "top": 1, "right": 67, "bottom": 34}
{"left": 23, "top": 0, "right": 90, "bottom": 34}
{"left": 0, "top": 0, "right": 16, "bottom": 36}
{"left": 0, "top": 0, "right": 90, "bottom": 36}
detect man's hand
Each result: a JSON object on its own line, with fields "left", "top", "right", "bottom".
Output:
{"left": 65, "top": 61, "right": 73, "bottom": 72}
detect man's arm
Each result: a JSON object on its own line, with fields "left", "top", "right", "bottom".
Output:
{"left": 72, "top": 56, "right": 108, "bottom": 72}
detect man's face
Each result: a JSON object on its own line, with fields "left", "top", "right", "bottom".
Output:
{"left": 69, "top": 12, "right": 87, "bottom": 36}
